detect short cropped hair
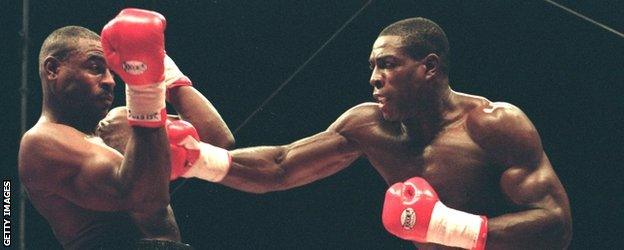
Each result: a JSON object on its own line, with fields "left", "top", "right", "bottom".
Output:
{"left": 38, "top": 26, "right": 100, "bottom": 72}
{"left": 380, "top": 17, "right": 450, "bottom": 73}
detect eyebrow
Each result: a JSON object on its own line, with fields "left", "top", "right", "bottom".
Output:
{"left": 369, "top": 55, "right": 397, "bottom": 64}
{"left": 86, "top": 53, "right": 106, "bottom": 63}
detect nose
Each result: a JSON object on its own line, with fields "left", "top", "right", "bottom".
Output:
{"left": 101, "top": 69, "right": 116, "bottom": 92}
{"left": 369, "top": 67, "right": 384, "bottom": 89}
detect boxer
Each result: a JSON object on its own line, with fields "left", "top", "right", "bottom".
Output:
{"left": 18, "top": 9, "right": 231, "bottom": 249}
{"left": 176, "top": 17, "right": 572, "bottom": 249}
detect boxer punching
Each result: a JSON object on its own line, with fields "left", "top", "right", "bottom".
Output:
{"left": 95, "top": 17, "right": 572, "bottom": 249}
{"left": 167, "top": 17, "right": 571, "bottom": 249}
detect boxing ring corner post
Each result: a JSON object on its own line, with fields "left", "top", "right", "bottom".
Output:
{"left": 19, "top": 0, "right": 30, "bottom": 249}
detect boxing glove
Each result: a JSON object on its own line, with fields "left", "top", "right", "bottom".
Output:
{"left": 166, "top": 120, "right": 231, "bottom": 181}
{"left": 101, "top": 8, "right": 167, "bottom": 127}
{"left": 382, "top": 177, "right": 487, "bottom": 250}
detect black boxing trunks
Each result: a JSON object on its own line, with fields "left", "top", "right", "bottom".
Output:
{"left": 135, "top": 239, "right": 194, "bottom": 250}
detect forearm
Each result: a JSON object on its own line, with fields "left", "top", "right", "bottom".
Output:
{"left": 220, "top": 146, "right": 288, "bottom": 193}
{"left": 221, "top": 132, "right": 360, "bottom": 193}
{"left": 486, "top": 208, "right": 571, "bottom": 249}
{"left": 169, "top": 86, "right": 234, "bottom": 148}
{"left": 119, "top": 127, "right": 171, "bottom": 210}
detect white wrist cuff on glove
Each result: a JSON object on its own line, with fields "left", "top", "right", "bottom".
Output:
{"left": 426, "top": 202, "right": 485, "bottom": 249}
{"left": 181, "top": 141, "right": 231, "bottom": 182}
{"left": 162, "top": 55, "right": 187, "bottom": 87}
{"left": 125, "top": 82, "right": 166, "bottom": 127}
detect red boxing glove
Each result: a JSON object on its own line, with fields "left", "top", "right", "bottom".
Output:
{"left": 101, "top": 8, "right": 167, "bottom": 127}
{"left": 101, "top": 8, "right": 166, "bottom": 85}
{"left": 167, "top": 120, "right": 200, "bottom": 180}
{"left": 166, "top": 120, "right": 231, "bottom": 182}
{"left": 382, "top": 177, "right": 488, "bottom": 250}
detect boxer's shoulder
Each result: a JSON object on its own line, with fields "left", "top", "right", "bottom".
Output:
{"left": 21, "top": 121, "right": 92, "bottom": 152}
{"left": 20, "top": 122, "right": 70, "bottom": 159}
{"left": 329, "top": 102, "right": 385, "bottom": 134}
{"left": 466, "top": 101, "right": 533, "bottom": 138}
{"left": 19, "top": 121, "right": 121, "bottom": 188}
{"left": 18, "top": 122, "right": 73, "bottom": 189}
{"left": 465, "top": 101, "right": 542, "bottom": 164}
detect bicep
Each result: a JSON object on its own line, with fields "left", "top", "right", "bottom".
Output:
{"left": 279, "top": 131, "right": 362, "bottom": 183}
{"left": 469, "top": 104, "right": 558, "bottom": 206}
{"left": 488, "top": 115, "right": 568, "bottom": 212}
{"left": 34, "top": 134, "right": 128, "bottom": 211}
{"left": 499, "top": 154, "right": 563, "bottom": 208}
{"left": 61, "top": 146, "right": 129, "bottom": 211}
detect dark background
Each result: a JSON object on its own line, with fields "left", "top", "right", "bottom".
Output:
{"left": 2, "top": 0, "right": 623, "bottom": 249}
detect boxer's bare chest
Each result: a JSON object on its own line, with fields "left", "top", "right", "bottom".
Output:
{"left": 362, "top": 120, "right": 504, "bottom": 212}
{"left": 28, "top": 189, "right": 138, "bottom": 241}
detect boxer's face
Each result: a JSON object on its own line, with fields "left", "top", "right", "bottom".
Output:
{"left": 55, "top": 38, "right": 115, "bottom": 121}
{"left": 369, "top": 35, "right": 427, "bottom": 121}
{"left": 96, "top": 106, "right": 131, "bottom": 154}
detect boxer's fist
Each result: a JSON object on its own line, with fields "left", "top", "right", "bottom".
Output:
{"left": 166, "top": 120, "right": 231, "bottom": 182}
{"left": 382, "top": 177, "right": 487, "bottom": 250}
{"left": 167, "top": 120, "right": 200, "bottom": 180}
{"left": 101, "top": 8, "right": 166, "bottom": 85}
{"left": 382, "top": 177, "right": 439, "bottom": 242}
{"left": 101, "top": 8, "right": 168, "bottom": 127}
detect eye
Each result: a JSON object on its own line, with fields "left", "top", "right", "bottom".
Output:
{"left": 88, "top": 61, "right": 106, "bottom": 74}
{"left": 373, "top": 81, "right": 383, "bottom": 89}
{"left": 90, "top": 64, "right": 102, "bottom": 72}
{"left": 379, "top": 61, "right": 395, "bottom": 69}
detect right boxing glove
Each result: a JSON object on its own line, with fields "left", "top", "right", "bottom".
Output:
{"left": 166, "top": 120, "right": 231, "bottom": 181}
{"left": 101, "top": 8, "right": 167, "bottom": 127}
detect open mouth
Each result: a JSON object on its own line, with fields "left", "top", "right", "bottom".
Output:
{"left": 376, "top": 96, "right": 388, "bottom": 109}
{"left": 101, "top": 94, "right": 113, "bottom": 102}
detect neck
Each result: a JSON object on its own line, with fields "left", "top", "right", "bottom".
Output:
{"left": 42, "top": 102, "right": 99, "bottom": 135}
{"left": 401, "top": 83, "right": 461, "bottom": 143}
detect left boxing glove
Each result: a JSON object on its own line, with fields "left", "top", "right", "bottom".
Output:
{"left": 166, "top": 120, "right": 231, "bottom": 181}
{"left": 101, "top": 8, "right": 167, "bottom": 127}
{"left": 382, "top": 177, "right": 487, "bottom": 250}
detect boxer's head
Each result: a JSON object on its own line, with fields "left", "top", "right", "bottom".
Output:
{"left": 39, "top": 26, "right": 115, "bottom": 130}
{"left": 378, "top": 17, "right": 449, "bottom": 74}
{"left": 369, "top": 18, "right": 449, "bottom": 121}
{"left": 96, "top": 106, "right": 131, "bottom": 154}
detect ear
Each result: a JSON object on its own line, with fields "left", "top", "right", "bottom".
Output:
{"left": 43, "top": 56, "right": 61, "bottom": 81}
{"left": 422, "top": 53, "right": 440, "bottom": 80}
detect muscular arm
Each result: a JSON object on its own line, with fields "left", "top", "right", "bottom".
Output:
{"left": 220, "top": 105, "right": 374, "bottom": 193}
{"left": 168, "top": 85, "right": 234, "bottom": 149}
{"left": 19, "top": 123, "right": 171, "bottom": 213}
{"left": 97, "top": 86, "right": 234, "bottom": 153}
{"left": 468, "top": 103, "right": 572, "bottom": 249}
{"left": 223, "top": 131, "right": 361, "bottom": 193}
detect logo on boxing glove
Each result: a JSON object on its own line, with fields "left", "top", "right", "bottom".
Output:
{"left": 122, "top": 61, "right": 147, "bottom": 75}
{"left": 127, "top": 110, "right": 161, "bottom": 121}
{"left": 401, "top": 207, "right": 416, "bottom": 229}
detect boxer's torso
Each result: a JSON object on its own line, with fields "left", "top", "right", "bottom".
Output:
{"left": 344, "top": 98, "right": 513, "bottom": 216}
{"left": 19, "top": 121, "right": 177, "bottom": 249}
{"left": 26, "top": 186, "right": 141, "bottom": 249}
{"left": 343, "top": 98, "right": 516, "bottom": 249}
